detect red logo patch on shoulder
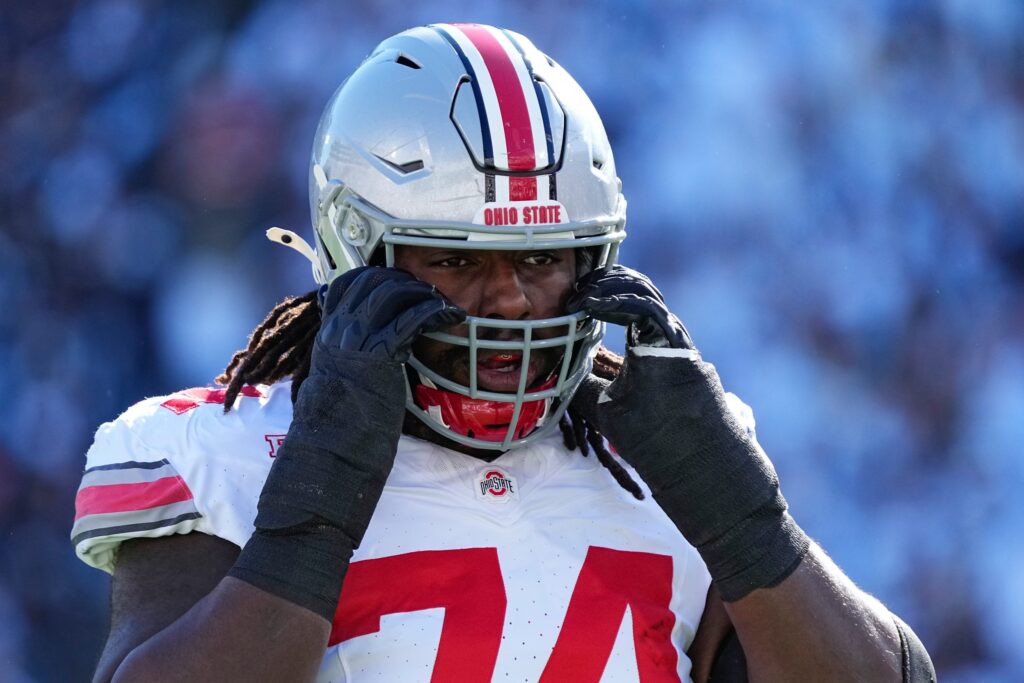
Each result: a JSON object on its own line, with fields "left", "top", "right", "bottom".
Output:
{"left": 477, "top": 468, "right": 518, "bottom": 503}
{"left": 160, "top": 386, "right": 263, "bottom": 415}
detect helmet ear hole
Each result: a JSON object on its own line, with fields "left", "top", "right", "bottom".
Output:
{"left": 575, "top": 246, "right": 601, "bottom": 278}
{"left": 316, "top": 233, "right": 337, "bottom": 271}
{"left": 395, "top": 53, "right": 421, "bottom": 69}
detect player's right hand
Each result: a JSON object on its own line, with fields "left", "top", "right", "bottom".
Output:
{"left": 236, "top": 268, "right": 463, "bottom": 618}
{"left": 317, "top": 266, "right": 466, "bottom": 362}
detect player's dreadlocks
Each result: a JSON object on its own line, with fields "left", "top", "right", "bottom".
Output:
{"left": 217, "top": 293, "right": 643, "bottom": 500}
{"left": 216, "top": 291, "right": 320, "bottom": 406}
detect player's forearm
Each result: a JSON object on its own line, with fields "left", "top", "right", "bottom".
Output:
{"left": 724, "top": 543, "right": 901, "bottom": 683}
{"left": 566, "top": 268, "right": 930, "bottom": 680}
{"left": 108, "top": 578, "right": 329, "bottom": 683}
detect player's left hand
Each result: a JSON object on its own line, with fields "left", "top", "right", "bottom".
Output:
{"left": 569, "top": 264, "right": 809, "bottom": 602}
{"left": 566, "top": 264, "right": 695, "bottom": 350}
{"left": 566, "top": 264, "right": 717, "bottom": 470}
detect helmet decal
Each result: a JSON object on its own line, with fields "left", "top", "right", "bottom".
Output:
{"left": 435, "top": 23, "right": 563, "bottom": 205}
{"left": 433, "top": 23, "right": 556, "bottom": 173}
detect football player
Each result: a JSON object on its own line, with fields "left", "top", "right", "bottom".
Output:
{"left": 73, "top": 23, "right": 934, "bottom": 682}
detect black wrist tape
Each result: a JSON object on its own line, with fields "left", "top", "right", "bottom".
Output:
{"left": 230, "top": 521, "right": 353, "bottom": 620}
{"left": 229, "top": 342, "right": 407, "bottom": 619}
{"left": 581, "top": 351, "right": 810, "bottom": 601}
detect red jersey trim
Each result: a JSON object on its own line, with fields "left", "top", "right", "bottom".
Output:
{"left": 75, "top": 476, "right": 194, "bottom": 521}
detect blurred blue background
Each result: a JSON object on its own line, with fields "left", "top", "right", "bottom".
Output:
{"left": 2, "top": 1, "right": 1022, "bottom": 680}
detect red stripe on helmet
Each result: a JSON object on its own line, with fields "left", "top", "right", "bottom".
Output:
{"left": 453, "top": 24, "right": 537, "bottom": 173}
{"left": 509, "top": 176, "right": 538, "bottom": 201}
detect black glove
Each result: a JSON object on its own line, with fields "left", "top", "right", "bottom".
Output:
{"left": 317, "top": 266, "right": 466, "bottom": 361}
{"left": 231, "top": 267, "right": 465, "bottom": 619}
{"left": 568, "top": 264, "right": 694, "bottom": 349}
{"left": 568, "top": 265, "right": 809, "bottom": 602}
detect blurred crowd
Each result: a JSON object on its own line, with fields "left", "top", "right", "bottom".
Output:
{"left": 2, "top": 0, "right": 1022, "bottom": 680}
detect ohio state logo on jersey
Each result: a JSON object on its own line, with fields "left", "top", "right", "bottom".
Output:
{"left": 477, "top": 468, "right": 518, "bottom": 503}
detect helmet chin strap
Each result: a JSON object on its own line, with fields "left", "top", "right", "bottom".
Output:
{"left": 412, "top": 369, "right": 555, "bottom": 443}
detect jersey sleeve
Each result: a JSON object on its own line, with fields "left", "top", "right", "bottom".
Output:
{"left": 71, "top": 400, "right": 204, "bottom": 573}
{"left": 71, "top": 385, "right": 286, "bottom": 574}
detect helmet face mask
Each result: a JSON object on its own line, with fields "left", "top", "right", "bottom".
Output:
{"left": 407, "top": 293, "right": 604, "bottom": 450}
{"left": 291, "top": 23, "right": 627, "bottom": 450}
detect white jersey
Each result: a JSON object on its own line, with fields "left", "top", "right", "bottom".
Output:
{"left": 71, "top": 381, "right": 749, "bottom": 682}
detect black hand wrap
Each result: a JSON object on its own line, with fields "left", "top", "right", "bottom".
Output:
{"left": 569, "top": 266, "right": 809, "bottom": 602}
{"left": 229, "top": 267, "right": 464, "bottom": 619}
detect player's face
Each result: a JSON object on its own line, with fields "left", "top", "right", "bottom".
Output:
{"left": 394, "top": 246, "right": 577, "bottom": 393}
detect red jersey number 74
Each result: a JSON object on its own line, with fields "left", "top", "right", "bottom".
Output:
{"left": 331, "top": 545, "right": 680, "bottom": 682}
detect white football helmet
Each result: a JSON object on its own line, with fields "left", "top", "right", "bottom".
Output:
{"left": 271, "top": 23, "right": 626, "bottom": 450}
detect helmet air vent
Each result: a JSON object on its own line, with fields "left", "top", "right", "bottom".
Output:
{"left": 373, "top": 154, "right": 425, "bottom": 174}
{"left": 395, "top": 54, "right": 421, "bottom": 69}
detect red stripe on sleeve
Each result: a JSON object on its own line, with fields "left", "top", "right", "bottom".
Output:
{"left": 454, "top": 24, "right": 536, "bottom": 171}
{"left": 74, "top": 476, "right": 194, "bottom": 521}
